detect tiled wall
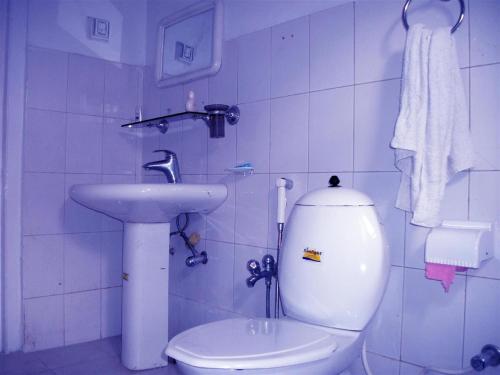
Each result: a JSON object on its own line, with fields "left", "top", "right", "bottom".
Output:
{"left": 22, "top": 46, "right": 142, "bottom": 352}
{"left": 143, "top": 0, "right": 499, "bottom": 373}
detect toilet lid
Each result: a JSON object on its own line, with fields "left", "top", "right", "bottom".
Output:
{"left": 166, "top": 318, "right": 337, "bottom": 369}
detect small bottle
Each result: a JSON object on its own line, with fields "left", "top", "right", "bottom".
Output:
{"left": 185, "top": 90, "right": 196, "bottom": 111}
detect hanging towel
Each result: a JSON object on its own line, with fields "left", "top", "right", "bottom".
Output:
{"left": 391, "top": 24, "right": 474, "bottom": 228}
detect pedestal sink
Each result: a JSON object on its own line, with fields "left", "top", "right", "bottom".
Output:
{"left": 70, "top": 183, "right": 227, "bottom": 370}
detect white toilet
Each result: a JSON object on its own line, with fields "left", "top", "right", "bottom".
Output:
{"left": 166, "top": 185, "right": 390, "bottom": 375}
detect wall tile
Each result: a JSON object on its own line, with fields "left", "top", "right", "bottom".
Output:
{"left": 401, "top": 268, "right": 465, "bottom": 368}
{"left": 24, "top": 109, "right": 66, "bottom": 173}
{"left": 310, "top": 3, "right": 354, "bottom": 91}
{"left": 235, "top": 174, "right": 269, "bottom": 248}
{"left": 101, "top": 287, "right": 122, "bottom": 338}
{"left": 354, "top": 79, "right": 400, "bottom": 172}
{"left": 309, "top": 87, "right": 354, "bottom": 172}
{"left": 142, "top": 66, "right": 162, "bottom": 118}
{"left": 354, "top": 0, "right": 406, "bottom": 83}
{"left": 64, "top": 290, "right": 100, "bottom": 345}
{"left": 270, "top": 94, "right": 309, "bottom": 173}
{"left": 64, "top": 233, "right": 101, "bottom": 293}
{"left": 469, "top": 171, "right": 500, "bottom": 280}
{"left": 209, "top": 40, "right": 238, "bottom": 105}
{"left": 267, "top": 173, "right": 307, "bottom": 248}
{"left": 238, "top": 28, "right": 271, "bottom": 103}
{"left": 206, "top": 175, "right": 236, "bottom": 243}
{"left": 100, "top": 232, "right": 123, "bottom": 288}
{"left": 104, "top": 62, "right": 139, "bottom": 120}
{"left": 64, "top": 173, "right": 102, "bottom": 233}
{"left": 271, "top": 16, "right": 309, "bottom": 97}
{"left": 236, "top": 100, "right": 271, "bottom": 173}
{"left": 233, "top": 244, "right": 272, "bottom": 318}
{"left": 197, "top": 240, "right": 235, "bottom": 310}
{"left": 159, "top": 83, "right": 185, "bottom": 115}
{"left": 180, "top": 119, "right": 208, "bottom": 174}
{"left": 67, "top": 54, "right": 105, "bottom": 116}
{"left": 470, "top": 0, "right": 500, "bottom": 66}
{"left": 183, "top": 79, "right": 209, "bottom": 112}
{"left": 26, "top": 47, "right": 68, "bottom": 112}
{"left": 102, "top": 117, "right": 138, "bottom": 175}
{"left": 24, "top": 295, "right": 64, "bottom": 352}
{"left": 23, "top": 235, "right": 64, "bottom": 298}
{"left": 23, "top": 173, "right": 65, "bottom": 235}
{"left": 65, "top": 114, "right": 102, "bottom": 173}
{"left": 354, "top": 172, "right": 406, "bottom": 266}
{"left": 470, "top": 64, "right": 500, "bottom": 170}
{"left": 366, "top": 266, "right": 403, "bottom": 359}
{"left": 207, "top": 120, "right": 236, "bottom": 174}
{"left": 168, "top": 235, "right": 203, "bottom": 300}
{"left": 463, "top": 277, "right": 500, "bottom": 368}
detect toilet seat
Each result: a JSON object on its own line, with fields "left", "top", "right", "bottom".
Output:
{"left": 166, "top": 318, "right": 337, "bottom": 370}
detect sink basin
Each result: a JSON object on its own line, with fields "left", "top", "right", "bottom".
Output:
{"left": 70, "top": 183, "right": 227, "bottom": 223}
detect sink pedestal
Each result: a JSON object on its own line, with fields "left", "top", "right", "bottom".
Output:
{"left": 121, "top": 223, "right": 170, "bottom": 370}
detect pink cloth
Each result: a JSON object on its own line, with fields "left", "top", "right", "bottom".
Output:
{"left": 425, "top": 263, "right": 467, "bottom": 292}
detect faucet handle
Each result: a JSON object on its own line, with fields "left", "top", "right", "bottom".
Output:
{"left": 153, "top": 149, "right": 176, "bottom": 159}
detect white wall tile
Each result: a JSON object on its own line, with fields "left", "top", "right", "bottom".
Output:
{"left": 236, "top": 100, "right": 271, "bottom": 173}
{"left": 67, "top": 54, "right": 105, "bottom": 116}
{"left": 470, "top": 0, "right": 500, "bottom": 66}
{"left": 64, "top": 290, "right": 100, "bottom": 345}
{"left": 354, "top": 79, "right": 400, "bottom": 172}
{"left": 24, "top": 109, "right": 66, "bottom": 173}
{"left": 310, "top": 3, "right": 354, "bottom": 91}
{"left": 100, "top": 232, "right": 123, "bottom": 289}
{"left": 101, "top": 287, "right": 122, "bottom": 338}
{"left": 271, "top": 16, "right": 309, "bottom": 97}
{"left": 270, "top": 94, "right": 309, "bottom": 173}
{"left": 309, "top": 86, "right": 354, "bottom": 172}
{"left": 180, "top": 119, "right": 208, "bottom": 174}
{"left": 24, "top": 295, "right": 64, "bottom": 352}
{"left": 354, "top": 0, "right": 406, "bottom": 84}
{"left": 209, "top": 40, "right": 238, "bottom": 105}
{"left": 207, "top": 120, "right": 236, "bottom": 174}
{"left": 401, "top": 268, "right": 466, "bottom": 368}
{"left": 104, "top": 62, "right": 140, "bottom": 120}
{"left": 235, "top": 174, "right": 269, "bottom": 248}
{"left": 307, "top": 172, "right": 353, "bottom": 191}
{"left": 23, "top": 235, "right": 64, "bottom": 298}
{"left": 238, "top": 28, "right": 271, "bottom": 103}
{"left": 64, "top": 173, "right": 102, "bottom": 233}
{"left": 469, "top": 171, "right": 500, "bottom": 280}
{"left": 64, "top": 233, "right": 101, "bottom": 293}
{"left": 470, "top": 64, "right": 500, "bottom": 170}
{"left": 23, "top": 172, "right": 65, "bottom": 235}
{"left": 26, "top": 47, "right": 68, "bottom": 112}
{"left": 206, "top": 175, "right": 236, "bottom": 243}
{"left": 102, "top": 117, "right": 138, "bottom": 175}
{"left": 463, "top": 277, "right": 500, "bottom": 369}
{"left": 65, "top": 114, "right": 102, "bottom": 174}
{"left": 366, "top": 266, "right": 403, "bottom": 359}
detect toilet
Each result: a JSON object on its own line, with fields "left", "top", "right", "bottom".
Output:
{"left": 166, "top": 184, "right": 390, "bottom": 375}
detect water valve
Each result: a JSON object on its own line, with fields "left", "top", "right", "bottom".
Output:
{"left": 471, "top": 344, "right": 500, "bottom": 371}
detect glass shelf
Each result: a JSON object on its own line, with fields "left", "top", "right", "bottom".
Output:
{"left": 121, "top": 111, "right": 208, "bottom": 133}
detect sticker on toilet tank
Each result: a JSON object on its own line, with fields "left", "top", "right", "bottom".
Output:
{"left": 302, "top": 248, "right": 322, "bottom": 262}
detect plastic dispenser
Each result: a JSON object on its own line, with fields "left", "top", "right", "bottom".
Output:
{"left": 425, "top": 221, "right": 493, "bottom": 268}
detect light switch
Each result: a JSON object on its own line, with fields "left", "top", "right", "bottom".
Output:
{"left": 88, "top": 17, "right": 110, "bottom": 41}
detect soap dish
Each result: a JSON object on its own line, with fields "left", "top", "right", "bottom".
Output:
{"left": 225, "top": 166, "right": 255, "bottom": 175}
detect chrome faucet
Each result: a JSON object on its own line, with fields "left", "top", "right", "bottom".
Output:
{"left": 143, "top": 150, "right": 182, "bottom": 183}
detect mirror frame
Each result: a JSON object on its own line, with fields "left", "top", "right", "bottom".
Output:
{"left": 155, "top": 0, "right": 223, "bottom": 88}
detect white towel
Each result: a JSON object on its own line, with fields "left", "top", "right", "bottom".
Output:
{"left": 391, "top": 24, "right": 474, "bottom": 228}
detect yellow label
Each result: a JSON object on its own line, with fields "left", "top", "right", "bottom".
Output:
{"left": 302, "top": 248, "right": 322, "bottom": 262}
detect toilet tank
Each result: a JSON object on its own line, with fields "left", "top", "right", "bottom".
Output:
{"left": 279, "top": 185, "right": 390, "bottom": 331}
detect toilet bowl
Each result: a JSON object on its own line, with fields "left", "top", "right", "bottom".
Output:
{"left": 166, "top": 181, "right": 390, "bottom": 375}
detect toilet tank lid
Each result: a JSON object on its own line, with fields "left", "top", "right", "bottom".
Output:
{"left": 296, "top": 187, "right": 374, "bottom": 206}
{"left": 165, "top": 318, "right": 337, "bottom": 369}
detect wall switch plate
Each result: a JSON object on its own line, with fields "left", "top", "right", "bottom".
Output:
{"left": 88, "top": 17, "right": 110, "bottom": 41}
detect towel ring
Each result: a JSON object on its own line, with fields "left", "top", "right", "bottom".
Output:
{"left": 402, "top": 0, "right": 465, "bottom": 34}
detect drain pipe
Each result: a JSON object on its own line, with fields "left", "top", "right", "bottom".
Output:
{"left": 275, "top": 177, "right": 293, "bottom": 318}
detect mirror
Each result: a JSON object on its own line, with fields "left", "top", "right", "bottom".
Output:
{"left": 156, "top": 0, "right": 223, "bottom": 88}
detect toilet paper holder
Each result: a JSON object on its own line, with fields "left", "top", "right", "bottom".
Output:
{"left": 425, "top": 220, "right": 493, "bottom": 269}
